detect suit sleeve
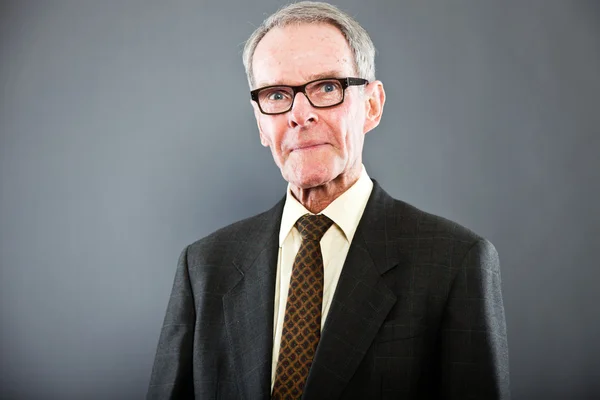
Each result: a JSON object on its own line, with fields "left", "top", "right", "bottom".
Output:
{"left": 147, "top": 246, "right": 196, "bottom": 400}
{"left": 440, "top": 238, "right": 510, "bottom": 399}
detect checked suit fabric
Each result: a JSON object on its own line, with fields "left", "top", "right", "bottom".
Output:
{"left": 272, "top": 214, "right": 334, "bottom": 399}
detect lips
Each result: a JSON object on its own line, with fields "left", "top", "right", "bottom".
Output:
{"left": 292, "top": 142, "right": 328, "bottom": 151}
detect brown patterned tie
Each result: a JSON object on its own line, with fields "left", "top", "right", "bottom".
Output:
{"left": 272, "top": 214, "right": 334, "bottom": 399}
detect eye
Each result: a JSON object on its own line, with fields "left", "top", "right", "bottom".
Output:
{"left": 321, "top": 83, "right": 336, "bottom": 93}
{"left": 262, "top": 89, "right": 291, "bottom": 102}
{"left": 268, "top": 91, "right": 286, "bottom": 101}
{"left": 312, "top": 80, "right": 341, "bottom": 94}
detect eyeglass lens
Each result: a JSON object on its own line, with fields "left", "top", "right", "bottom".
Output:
{"left": 257, "top": 79, "right": 344, "bottom": 114}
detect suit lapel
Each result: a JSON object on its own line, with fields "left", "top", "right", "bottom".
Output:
{"left": 222, "top": 198, "right": 284, "bottom": 400}
{"left": 302, "top": 182, "right": 400, "bottom": 400}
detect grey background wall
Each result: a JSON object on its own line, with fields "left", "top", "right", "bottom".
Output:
{"left": 1, "top": 0, "right": 598, "bottom": 398}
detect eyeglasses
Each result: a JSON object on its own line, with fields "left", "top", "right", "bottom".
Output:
{"left": 250, "top": 77, "right": 369, "bottom": 115}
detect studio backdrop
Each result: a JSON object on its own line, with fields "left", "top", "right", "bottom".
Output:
{"left": 1, "top": 0, "right": 599, "bottom": 398}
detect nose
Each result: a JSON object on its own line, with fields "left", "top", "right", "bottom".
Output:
{"left": 288, "top": 92, "right": 318, "bottom": 128}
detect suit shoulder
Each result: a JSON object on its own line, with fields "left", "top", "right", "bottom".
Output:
{"left": 390, "top": 197, "right": 484, "bottom": 245}
{"left": 384, "top": 197, "right": 500, "bottom": 272}
{"left": 187, "top": 207, "right": 274, "bottom": 253}
{"left": 174, "top": 203, "right": 281, "bottom": 293}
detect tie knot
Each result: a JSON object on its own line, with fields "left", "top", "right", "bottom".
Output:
{"left": 295, "top": 214, "right": 334, "bottom": 242}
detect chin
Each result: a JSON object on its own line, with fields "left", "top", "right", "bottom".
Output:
{"left": 283, "top": 162, "right": 339, "bottom": 189}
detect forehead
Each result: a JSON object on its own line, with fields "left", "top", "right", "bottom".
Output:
{"left": 252, "top": 22, "right": 355, "bottom": 88}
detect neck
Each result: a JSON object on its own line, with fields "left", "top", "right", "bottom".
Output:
{"left": 289, "top": 166, "right": 362, "bottom": 214}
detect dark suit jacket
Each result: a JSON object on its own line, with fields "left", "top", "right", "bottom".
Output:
{"left": 147, "top": 181, "right": 510, "bottom": 399}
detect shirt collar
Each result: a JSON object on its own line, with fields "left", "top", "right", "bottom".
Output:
{"left": 279, "top": 165, "right": 373, "bottom": 246}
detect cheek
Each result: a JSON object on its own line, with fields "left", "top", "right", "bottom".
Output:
{"left": 334, "top": 106, "right": 362, "bottom": 148}
{"left": 341, "top": 106, "right": 365, "bottom": 154}
{"left": 259, "top": 116, "right": 291, "bottom": 159}
{"left": 259, "top": 117, "right": 281, "bottom": 144}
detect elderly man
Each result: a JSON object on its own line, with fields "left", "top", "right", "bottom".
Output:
{"left": 147, "top": 2, "right": 510, "bottom": 399}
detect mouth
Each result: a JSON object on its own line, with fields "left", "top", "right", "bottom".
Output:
{"left": 292, "top": 143, "right": 328, "bottom": 152}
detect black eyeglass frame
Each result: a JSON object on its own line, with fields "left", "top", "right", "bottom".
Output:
{"left": 250, "top": 77, "right": 369, "bottom": 115}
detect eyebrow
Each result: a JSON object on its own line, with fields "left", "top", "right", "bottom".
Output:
{"left": 256, "top": 70, "right": 344, "bottom": 88}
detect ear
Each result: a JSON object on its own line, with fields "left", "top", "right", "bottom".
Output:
{"left": 251, "top": 100, "right": 269, "bottom": 147}
{"left": 363, "top": 80, "right": 386, "bottom": 134}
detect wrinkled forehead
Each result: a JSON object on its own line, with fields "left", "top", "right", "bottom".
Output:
{"left": 252, "top": 22, "right": 356, "bottom": 88}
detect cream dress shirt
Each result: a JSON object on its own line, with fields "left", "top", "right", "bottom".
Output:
{"left": 271, "top": 166, "right": 374, "bottom": 388}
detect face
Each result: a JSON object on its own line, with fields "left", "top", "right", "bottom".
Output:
{"left": 251, "top": 23, "right": 384, "bottom": 189}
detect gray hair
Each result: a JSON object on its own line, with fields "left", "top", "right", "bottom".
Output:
{"left": 242, "top": 1, "right": 376, "bottom": 88}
